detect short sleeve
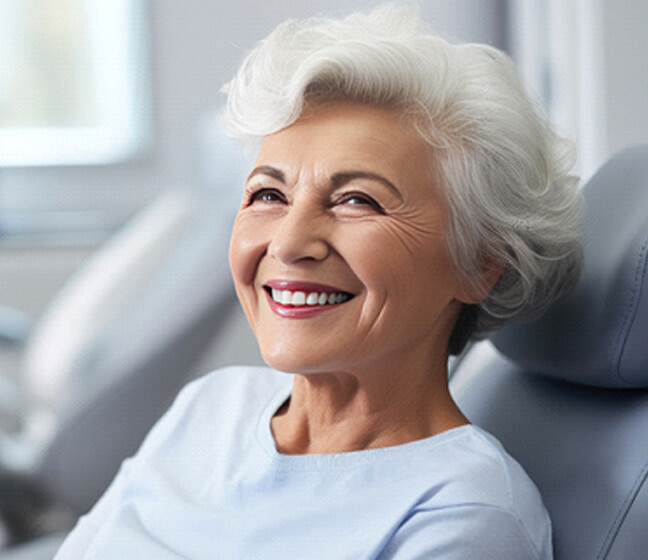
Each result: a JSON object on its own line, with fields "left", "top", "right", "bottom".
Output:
{"left": 379, "top": 504, "right": 550, "bottom": 560}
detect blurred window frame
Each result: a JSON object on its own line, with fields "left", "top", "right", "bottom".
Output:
{"left": 0, "top": 0, "right": 151, "bottom": 167}
{"left": 508, "top": 0, "right": 605, "bottom": 180}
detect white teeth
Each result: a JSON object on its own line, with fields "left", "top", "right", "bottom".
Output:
{"left": 291, "top": 291, "right": 306, "bottom": 305}
{"left": 269, "top": 288, "right": 350, "bottom": 307}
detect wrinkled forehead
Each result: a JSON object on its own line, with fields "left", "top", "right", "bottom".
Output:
{"left": 253, "top": 102, "right": 441, "bottom": 190}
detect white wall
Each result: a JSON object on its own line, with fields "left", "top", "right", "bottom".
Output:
{"left": 509, "top": 0, "right": 648, "bottom": 181}
{"left": 602, "top": 0, "right": 648, "bottom": 158}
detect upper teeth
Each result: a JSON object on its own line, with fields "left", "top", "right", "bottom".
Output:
{"left": 270, "top": 288, "right": 350, "bottom": 306}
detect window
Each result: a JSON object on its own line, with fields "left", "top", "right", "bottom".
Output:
{"left": 509, "top": 0, "right": 606, "bottom": 180}
{"left": 0, "top": 0, "right": 150, "bottom": 166}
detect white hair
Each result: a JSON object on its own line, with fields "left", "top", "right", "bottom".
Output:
{"left": 222, "top": 3, "right": 585, "bottom": 354}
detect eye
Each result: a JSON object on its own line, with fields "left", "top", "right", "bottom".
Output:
{"left": 334, "top": 192, "right": 386, "bottom": 214}
{"left": 246, "top": 187, "right": 286, "bottom": 206}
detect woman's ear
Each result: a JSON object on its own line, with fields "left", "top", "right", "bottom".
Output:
{"left": 455, "top": 259, "right": 505, "bottom": 304}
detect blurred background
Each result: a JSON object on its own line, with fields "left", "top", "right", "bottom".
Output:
{"left": 0, "top": 0, "right": 646, "bottom": 552}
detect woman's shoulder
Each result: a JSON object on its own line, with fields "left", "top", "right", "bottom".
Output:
{"left": 132, "top": 366, "right": 288, "bottom": 461}
{"left": 412, "top": 424, "right": 551, "bottom": 558}
{"left": 444, "top": 425, "right": 546, "bottom": 514}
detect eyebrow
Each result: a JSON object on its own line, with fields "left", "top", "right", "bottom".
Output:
{"left": 247, "top": 166, "right": 403, "bottom": 201}
{"left": 331, "top": 171, "right": 403, "bottom": 201}
{"left": 247, "top": 165, "right": 285, "bottom": 183}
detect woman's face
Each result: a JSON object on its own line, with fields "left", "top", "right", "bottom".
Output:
{"left": 229, "top": 103, "right": 474, "bottom": 377}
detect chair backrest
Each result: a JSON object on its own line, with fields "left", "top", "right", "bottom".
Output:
{"left": 450, "top": 144, "right": 648, "bottom": 560}
{"left": 37, "top": 189, "right": 240, "bottom": 512}
{"left": 0, "top": 188, "right": 240, "bottom": 512}
{"left": 22, "top": 189, "right": 196, "bottom": 409}
{"left": 4, "top": 120, "right": 252, "bottom": 512}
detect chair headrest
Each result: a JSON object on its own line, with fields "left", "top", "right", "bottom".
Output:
{"left": 492, "top": 145, "right": 648, "bottom": 388}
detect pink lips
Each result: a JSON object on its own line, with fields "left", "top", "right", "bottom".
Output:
{"left": 263, "top": 280, "right": 353, "bottom": 319}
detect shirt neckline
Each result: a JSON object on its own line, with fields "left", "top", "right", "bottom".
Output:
{"left": 254, "top": 376, "right": 477, "bottom": 470}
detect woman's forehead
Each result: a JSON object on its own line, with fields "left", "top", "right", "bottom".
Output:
{"left": 254, "top": 103, "right": 434, "bottom": 183}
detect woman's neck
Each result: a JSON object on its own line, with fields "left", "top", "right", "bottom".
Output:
{"left": 270, "top": 360, "right": 469, "bottom": 455}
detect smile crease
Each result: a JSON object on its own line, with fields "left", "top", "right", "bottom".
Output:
{"left": 265, "top": 287, "right": 353, "bottom": 306}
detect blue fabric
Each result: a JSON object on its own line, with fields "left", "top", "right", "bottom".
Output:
{"left": 55, "top": 367, "right": 551, "bottom": 559}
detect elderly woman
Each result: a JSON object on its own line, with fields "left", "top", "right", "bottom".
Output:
{"left": 56, "top": 5, "right": 583, "bottom": 559}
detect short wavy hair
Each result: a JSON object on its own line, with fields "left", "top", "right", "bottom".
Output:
{"left": 222, "top": 3, "right": 585, "bottom": 355}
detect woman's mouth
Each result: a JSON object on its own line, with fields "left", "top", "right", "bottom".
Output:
{"left": 262, "top": 281, "right": 355, "bottom": 317}
{"left": 266, "top": 287, "right": 353, "bottom": 306}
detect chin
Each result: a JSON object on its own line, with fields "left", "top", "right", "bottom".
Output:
{"left": 260, "top": 346, "right": 341, "bottom": 376}
{"left": 261, "top": 354, "right": 317, "bottom": 375}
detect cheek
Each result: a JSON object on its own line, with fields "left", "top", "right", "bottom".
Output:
{"left": 354, "top": 221, "right": 458, "bottom": 303}
{"left": 228, "top": 218, "right": 267, "bottom": 289}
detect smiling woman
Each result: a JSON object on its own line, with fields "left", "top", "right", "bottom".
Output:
{"left": 230, "top": 104, "right": 468, "bottom": 394}
{"left": 55, "top": 4, "right": 583, "bottom": 559}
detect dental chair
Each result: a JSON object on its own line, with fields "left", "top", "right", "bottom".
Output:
{"left": 450, "top": 144, "right": 648, "bottom": 559}
{"left": 0, "top": 188, "right": 238, "bottom": 544}
{"left": 0, "top": 122, "right": 260, "bottom": 551}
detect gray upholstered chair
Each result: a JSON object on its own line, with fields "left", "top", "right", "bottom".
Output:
{"left": 0, "top": 188, "right": 239, "bottom": 537}
{"left": 450, "top": 144, "right": 648, "bottom": 559}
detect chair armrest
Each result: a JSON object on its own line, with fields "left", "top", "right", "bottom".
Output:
{"left": 0, "top": 532, "right": 68, "bottom": 560}
{"left": 0, "top": 471, "right": 75, "bottom": 548}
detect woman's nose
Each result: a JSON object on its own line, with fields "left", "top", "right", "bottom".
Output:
{"left": 267, "top": 205, "right": 330, "bottom": 264}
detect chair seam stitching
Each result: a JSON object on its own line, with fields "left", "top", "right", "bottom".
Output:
{"left": 614, "top": 233, "right": 648, "bottom": 385}
{"left": 596, "top": 460, "right": 648, "bottom": 559}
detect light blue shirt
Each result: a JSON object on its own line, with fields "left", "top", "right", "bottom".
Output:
{"left": 55, "top": 366, "right": 552, "bottom": 559}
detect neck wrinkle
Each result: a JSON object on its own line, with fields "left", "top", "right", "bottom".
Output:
{"left": 270, "top": 359, "right": 467, "bottom": 455}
